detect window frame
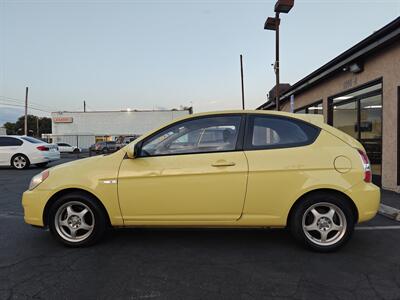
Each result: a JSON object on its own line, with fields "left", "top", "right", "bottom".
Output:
{"left": 243, "top": 114, "right": 321, "bottom": 151}
{"left": 294, "top": 100, "right": 323, "bottom": 114}
{"left": 135, "top": 114, "right": 246, "bottom": 158}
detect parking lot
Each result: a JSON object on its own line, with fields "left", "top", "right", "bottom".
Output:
{"left": 1, "top": 156, "right": 400, "bottom": 299}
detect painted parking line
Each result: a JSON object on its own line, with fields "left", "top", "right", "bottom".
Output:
{"left": 356, "top": 225, "right": 400, "bottom": 230}
{"left": 0, "top": 213, "right": 23, "bottom": 219}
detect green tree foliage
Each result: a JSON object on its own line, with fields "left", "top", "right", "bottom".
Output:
{"left": 3, "top": 122, "right": 16, "bottom": 135}
{"left": 3, "top": 115, "right": 51, "bottom": 136}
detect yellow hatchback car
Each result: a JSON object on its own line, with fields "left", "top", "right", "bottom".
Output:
{"left": 22, "top": 110, "right": 380, "bottom": 251}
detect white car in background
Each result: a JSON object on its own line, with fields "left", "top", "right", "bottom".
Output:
{"left": 56, "top": 143, "right": 81, "bottom": 153}
{"left": 0, "top": 136, "right": 60, "bottom": 169}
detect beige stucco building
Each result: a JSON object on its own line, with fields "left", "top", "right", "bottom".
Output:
{"left": 259, "top": 17, "right": 400, "bottom": 192}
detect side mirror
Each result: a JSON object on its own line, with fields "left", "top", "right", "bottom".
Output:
{"left": 126, "top": 143, "right": 140, "bottom": 159}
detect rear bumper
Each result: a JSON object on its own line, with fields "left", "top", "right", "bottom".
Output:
{"left": 347, "top": 182, "right": 381, "bottom": 223}
{"left": 30, "top": 151, "right": 60, "bottom": 164}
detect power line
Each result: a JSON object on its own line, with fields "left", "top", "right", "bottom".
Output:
{"left": 0, "top": 95, "right": 56, "bottom": 111}
{"left": 0, "top": 100, "right": 52, "bottom": 112}
{"left": 0, "top": 101, "right": 51, "bottom": 113}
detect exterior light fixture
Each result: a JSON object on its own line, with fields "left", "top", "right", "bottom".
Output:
{"left": 264, "top": 17, "right": 280, "bottom": 30}
{"left": 349, "top": 63, "right": 363, "bottom": 73}
{"left": 275, "top": 0, "right": 294, "bottom": 13}
{"left": 264, "top": 0, "right": 294, "bottom": 111}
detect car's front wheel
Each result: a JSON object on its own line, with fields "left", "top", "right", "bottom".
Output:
{"left": 290, "top": 192, "right": 355, "bottom": 252}
{"left": 48, "top": 193, "right": 107, "bottom": 247}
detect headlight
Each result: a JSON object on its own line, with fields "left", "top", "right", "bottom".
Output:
{"left": 29, "top": 170, "right": 50, "bottom": 190}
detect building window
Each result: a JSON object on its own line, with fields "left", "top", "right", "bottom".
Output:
{"left": 294, "top": 100, "right": 323, "bottom": 115}
{"left": 328, "top": 80, "right": 382, "bottom": 185}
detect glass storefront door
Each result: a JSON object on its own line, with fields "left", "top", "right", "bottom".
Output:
{"left": 329, "top": 82, "right": 382, "bottom": 185}
{"left": 360, "top": 94, "right": 382, "bottom": 180}
{"left": 332, "top": 100, "right": 358, "bottom": 139}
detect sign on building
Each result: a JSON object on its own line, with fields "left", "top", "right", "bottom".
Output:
{"left": 53, "top": 117, "right": 73, "bottom": 123}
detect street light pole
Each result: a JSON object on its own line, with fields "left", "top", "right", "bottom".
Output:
{"left": 275, "top": 11, "right": 280, "bottom": 111}
{"left": 264, "top": 0, "right": 294, "bottom": 111}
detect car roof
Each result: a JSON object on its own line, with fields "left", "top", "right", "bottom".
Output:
{"left": 174, "top": 110, "right": 324, "bottom": 127}
{"left": 0, "top": 135, "right": 23, "bottom": 139}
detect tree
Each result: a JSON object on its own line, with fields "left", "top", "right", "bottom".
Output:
{"left": 3, "top": 122, "right": 16, "bottom": 135}
{"left": 39, "top": 117, "right": 51, "bottom": 134}
{"left": 4, "top": 115, "right": 52, "bottom": 136}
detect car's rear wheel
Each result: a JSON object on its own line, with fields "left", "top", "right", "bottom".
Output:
{"left": 290, "top": 192, "right": 355, "bottom": 252}
{"left": 11, "top": 154, "right": 30, "bottom": 169}
{"left": 48, "top": 193, "right": 107, "bottom": 247}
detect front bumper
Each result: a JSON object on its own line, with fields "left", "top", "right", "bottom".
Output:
{"left": 347, "top": 182, "right": 381, "bottom": 223}
{"left": 22, "top": 189, "right": 52, "bottom": 227}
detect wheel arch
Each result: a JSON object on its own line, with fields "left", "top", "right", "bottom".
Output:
{"left": 10, "top": 153, "right": 30, "bottom": 168}
{"left": 286, "top": 188, "right": 359, "bottom": 227}
{"left": 43, "top": 188, "right": 111, "bottom": 227}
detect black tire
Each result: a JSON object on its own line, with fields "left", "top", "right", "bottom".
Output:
{"left": 11, "top": 154, "right": 30, "bottom": 170}
{"left": 289, "top": 192, "right": 355, "bottom": 252}
{"left": 73, "top": 148, "right": 80, "bottom": 153}
{"left": 48, "top": 192, "right": 107, "bottom": 247}
{"left": 36, "top": 162, "right": 48, "bottom": 168}
{"left": 102, "top": 148, "right": 109, "bottom": 154}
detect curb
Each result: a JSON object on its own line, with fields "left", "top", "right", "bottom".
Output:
{"left": 378, "top": 204, "right": 400, "bottom": 221}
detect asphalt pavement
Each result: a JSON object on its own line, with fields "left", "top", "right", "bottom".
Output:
{"left": 1, "top": 156, "right": 400, "bottom": 299}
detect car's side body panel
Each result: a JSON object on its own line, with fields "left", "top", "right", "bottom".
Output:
{"left": 242, "top": 130, "right": 369, "bottom": 226}
{"left": 22, "top": 151, "right": 125, "bottom": 226}
{"left": 118, "top": 151, "right": 248, "bottom": 223}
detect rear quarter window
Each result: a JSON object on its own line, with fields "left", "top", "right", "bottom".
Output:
{"left": 245, "top": 115, "right": 320, "bottom": 150}
{"left": 0, "top": 137, "right": 23, "bottom": 146}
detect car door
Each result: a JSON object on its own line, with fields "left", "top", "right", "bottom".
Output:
{"left": 57, "top": 143, "right": 66, "bottom": 152}
{"left": 118, "top": 114, "right": 248, "bottom": 223}
{"left": 0, "top": 137, "right": 23, "bottom": 165}
{"left": 242, "top": 114, "right": 321, "bottom": 224}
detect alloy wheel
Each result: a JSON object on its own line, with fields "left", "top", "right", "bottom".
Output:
{"left": 54, "top": 201, "right": 95, "bottom": 243}
{"left": 13, "top": 156, "right": 27, "bottom": 169}
{"left": 302, "top": 202, "right": 347, "bottom": 246}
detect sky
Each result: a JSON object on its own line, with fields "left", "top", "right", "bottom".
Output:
{"left": 1, "top": 0, "right": 399, "bottom": 125}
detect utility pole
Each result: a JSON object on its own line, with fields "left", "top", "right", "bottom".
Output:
{"left": 240, "top": 54, "right": 245, "bottom": 110}
{"left": 24, "top": 87, "right": 28, "bottom": 135}
{"left": 84, "top": 100, "right": 86, "bottom": 112}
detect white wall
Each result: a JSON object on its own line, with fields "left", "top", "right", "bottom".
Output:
{"left": 52, "top": 110, "right": 190, "bottom": 136}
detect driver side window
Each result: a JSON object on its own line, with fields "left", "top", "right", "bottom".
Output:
{"left": 140, "top": 115, "right": 242, "bottom": 156}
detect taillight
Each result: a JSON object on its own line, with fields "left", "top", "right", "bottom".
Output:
{"left": 37, "top": 145, "right": 49, "bottom": 151}
{"left": 357, "top": 149, "right": 372, "bottom": 183}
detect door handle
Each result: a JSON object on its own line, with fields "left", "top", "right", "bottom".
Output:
{"left": 212, "top": 160, "right": 236, "bottom": 167}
